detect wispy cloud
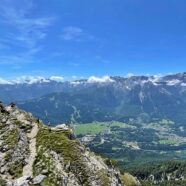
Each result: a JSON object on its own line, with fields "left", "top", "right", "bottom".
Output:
{"left": 0, "top": 0, "right": 55, "bottom": 65}
{"left": 0, "top": 53, "right": 33, "bottom": 65}
{"left": 0, "top": 42, "right": 9, "bottom": 50}
{"left": 95, "top": 55, "right": 110, "bottom": 64}
{"left": 70, "top": 62, "right": 80, "bottom": 67}
{"left": 0, "top": 47, "right": 42, "bottom": 65}
{"left": 0, "top": 0, "right": 55, "bottom": 48}
{"left": 61, "top": 26, "right": 95, "bottom": 42}
{"left": 50, "top": 76, "right": 64, "bottom": 82}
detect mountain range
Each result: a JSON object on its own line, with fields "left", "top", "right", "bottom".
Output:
{"left": 0, "top": 72, "right": 185, "bottom": 125}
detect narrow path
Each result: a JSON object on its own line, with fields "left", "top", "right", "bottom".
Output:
{"left": 22, "top": 123, "right": 39, "bottom": 177}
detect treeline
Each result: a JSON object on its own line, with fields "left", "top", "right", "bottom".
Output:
{"left": 139, "top": 143, "right": 186, "bottom": 151}
{"left": 127, "top": 160, "right": 186, "bottom": 186}
{"left": 141, "top": 180, "right": 186, "bottom": 186}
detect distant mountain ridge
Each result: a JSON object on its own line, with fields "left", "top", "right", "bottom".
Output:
{"left": 2, "top": 72, "right": 184, "bottom": 125}
{"left": 1, "top": 73, "right": 186, "bottom": 103}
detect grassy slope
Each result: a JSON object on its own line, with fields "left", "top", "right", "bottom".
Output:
{"left": 34, "top": 127, "right": 111, "bottom": 186}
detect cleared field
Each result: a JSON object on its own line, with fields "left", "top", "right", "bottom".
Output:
{"left": 74, "top": 121, "right": 129, "bottom": 135}
{"left": 158, "top": 139, "right": 177, "bottom": 145}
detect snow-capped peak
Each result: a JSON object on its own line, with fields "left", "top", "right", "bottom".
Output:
{"left": 0, "top": 76, "right": 64, "bottom": 85}
{"left": 87, "top": 76, "right": 115, "bottom": 83}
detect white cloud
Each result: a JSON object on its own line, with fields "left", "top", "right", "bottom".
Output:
{"left": 70, "top": 76, "right": 115, "bottom": 85}
{"left": 0, "top": 0, "right": 55, "bottom": 48}
{"left": 61, "top": 26, "right": 94, "bottom": 41}
{"left": 87, "top": 76, "right": 115, "bottom": 83}
{"left": 61, "top": 26, "right": 83, "bottom": 41}
{"left": 127, "top": 73, "right": 134, "bottom": 78}
{"left": 11, "top": 76, "right": 49, "bottom": 84}
{"left": 49, "top": 76, "right": 64, "bottom": 82}
{"left": 181, "top": 83, "right": 186, "bottom": 87}
{"left": 148, "top": 75, "right": 162, "bottom": 86}
{"left": 70, "top": 81, "right": 82, "bottom": 85}
{"left": 0, "top": 78, "right": 12, "bottom": 85}
{"left": 95, "top": 55, "right": 110, "bottom": 64}
{"left": 0, "top": 0, "right": 55, "bottom": 66}
{"left": 0, "top": 55, "right": 32, "bottom": 65}
{"left": 166, "top": 79, "right": 181, "bottom": 86}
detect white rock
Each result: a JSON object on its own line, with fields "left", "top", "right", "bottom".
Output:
{"left": 54, "top": 124, "right": 69, "bottom": 130}
{"left": 32, "top": 174, "right": 46, "bottom": 185}
{"left": 13, "top": 176, "right": 30, "bottom": 186}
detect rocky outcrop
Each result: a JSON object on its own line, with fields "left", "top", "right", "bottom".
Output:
{"left": 0, "top": 103, "right": 140, "bottom": 186}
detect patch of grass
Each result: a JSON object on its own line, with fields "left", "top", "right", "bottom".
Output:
{"left": 158, "top": 139, "right": 176, "bottom": 145}
{"left": 40, "top": 176, "right": 57, "bottom": 186}
{"left": 104, "top": 158, "right": 118, "bottom": 168}
{"left": 0, "top": 177, "right": 6, "bottom": 186}
{"left": 75, "top": 121, "right": 128, "bottom": 135}
{"left": 97, "top": 169, "right": 110, "bottom": 186}
{"left": 0, "top": 123, "right": 6, "bottom": 130}
{"left": 120, "top": 173, "right": 139, "bottom": 186}
{"left": 14, "top": 119, "right": 32, "bottom": 132}
{"left": 4, "top": 151, "right": 12, "bottom": 161}
{"left": 75, "top": 123, "right": 107, "bottom": 135}
{"left": 34, "top": 128, "right": 90, "bottom": 185}
{"left": 8, "top": 162, "right": 24, "bottom": 178}
{"left": 2, "top": 128, "right": 19, "bottom": 150}
{"left": 34, "top": 152, "right": 57, "bottom": 186}
{"left": 15, "top": 120, "right": 22, "bottom": 126}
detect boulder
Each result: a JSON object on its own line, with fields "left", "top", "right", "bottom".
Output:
{"left": 32, "top": 174, "right": 46, "bottom": 185}
{"left": 54, "top": 124, "right": 69, "bottom": 130}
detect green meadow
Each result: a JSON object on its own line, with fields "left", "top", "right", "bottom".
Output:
{"left": 74, "top": 121, "right": 129, "bottom": 135}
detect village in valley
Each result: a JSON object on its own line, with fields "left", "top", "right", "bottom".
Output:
{"left": 73, "top": 119, "right": 186, "bottom": 168}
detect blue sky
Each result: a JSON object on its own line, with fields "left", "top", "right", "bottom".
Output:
{"left": 0, "top": 0, "right": 186, "bottom": 80}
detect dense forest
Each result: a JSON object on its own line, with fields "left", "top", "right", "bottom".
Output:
{"left": 126, "top": 161, "right": 186, "bottom": 185}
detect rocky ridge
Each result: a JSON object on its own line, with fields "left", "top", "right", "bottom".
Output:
{"left": 0, "top": 103, "right": 140, "bottom": 186}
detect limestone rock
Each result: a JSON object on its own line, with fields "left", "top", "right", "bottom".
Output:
{"left": 32, "top": 175, "right": 46, "bottom": 185}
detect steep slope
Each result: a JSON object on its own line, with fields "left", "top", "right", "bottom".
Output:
{"left": 0, "top": 103, "right": 140, "bottom": 186}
